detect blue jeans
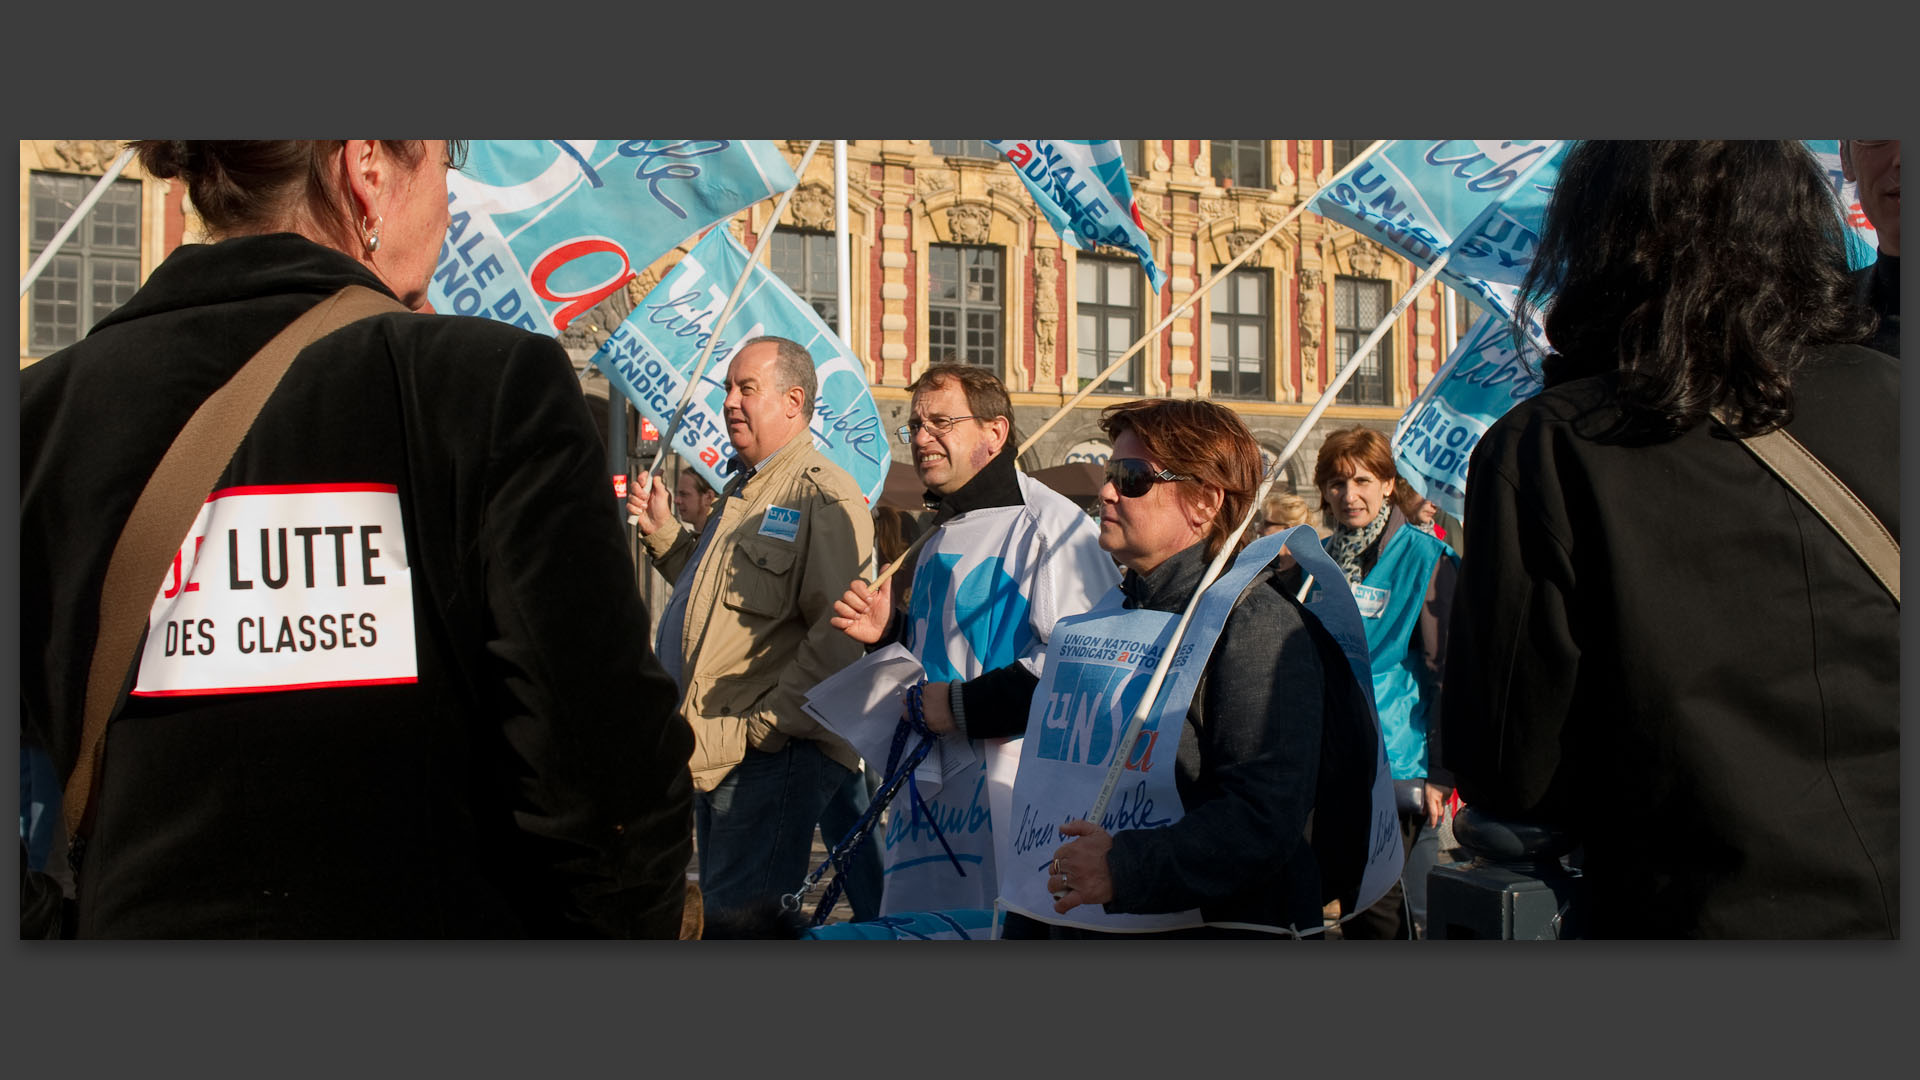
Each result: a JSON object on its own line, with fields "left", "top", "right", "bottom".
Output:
{"left": 816, "top": 764, "right": 884, "bottom": 922}
{"left": 695, "top": 739, "right": 862, "bottom": 918}
{"left": 20, "top": 745, "right": 60, "bottom": 872}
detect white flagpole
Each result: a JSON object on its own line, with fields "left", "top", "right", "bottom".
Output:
{"left": 633, "top": 140, "right": 824, "bottom": 523}
{"left": 1083, "top": 165, "right": 1553, "bottom": 825}
{"left": 834, "top": 140, "right": 852, "bottom": 356}
{"left": 20, "top": 147, "right": 136, "bottom": 298}
{"left": 1083, "top": 249, "right": 1458, "bottom": 827}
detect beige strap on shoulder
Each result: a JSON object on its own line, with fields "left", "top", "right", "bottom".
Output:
{"left": 1733, "top": 423, "right": 1900, "bottom": 605}
{"left": 63, "top": 285, "right": 408, "bottom": 843}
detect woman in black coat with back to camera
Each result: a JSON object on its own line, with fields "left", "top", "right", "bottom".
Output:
{"left": 1441, "top": 140, "right": 1897, "bottom": 938}
{"left": 20, "top": 141, "right": 695, "bottom": 938}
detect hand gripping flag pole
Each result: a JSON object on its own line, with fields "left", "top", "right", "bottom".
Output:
{"left": 630, "top": 139, "right": 823, "bottom": 524}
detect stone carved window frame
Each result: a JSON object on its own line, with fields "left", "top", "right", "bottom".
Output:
{"left": 1204, "top": 264, "right": 1273, "bottom": 401}
{"left": 749, "top": 171, "right": 878, "bottom": 382}
{"left": 1060, "top": 192, "right": 1173, "bottom": 397}
{"left": 19, "top": 141, "right": 171, "bottom": 363}
{"left": 1320, "top": 231, "right": 1418, "bottom": 410}
{"left": 768, "top": 227, "right": 843, "bottom": 334}
{"left": 1197, "top": 211, "right": 1295, "bottom": 403}
{"left": 24, "top": 169, "right": 143, "bottom": 356}
{"left": 909, "top": 155, "right": 1030, "bottom": 388}
{"left": 1070, "top": 251, "right": 1147, "bottom": 397}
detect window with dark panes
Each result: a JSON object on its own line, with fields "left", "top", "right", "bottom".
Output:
{"left": 1119, "top": 140, "right": 1146, "bottom": 179}
{"left": 1453, "top": 289, "right": 1485, "bottom": 334}
{"left": 770, "top": 228, "right": 838, "bottom": 332}
{"left": 1210, "top": 140, "right": 1268, "bottom": 189}
{"left": 1334, "top": 276, "right": 1391, "bottom": 406}
{"left": 1209, "top": 267, "right": 1270, "bottom": 399}
{"left": 929, "top": 140, "right": 997, "bottom": 161}
{"left": 928, "top": 244, "right": 1002, "bottom": 368}
{"left": 1076, "top": 255, "right": 1144, "bottom": 394}
{"left": 1330, "top": 140, "right": 1370, "bottom": 173}
{"left": 29, "top": 172, "right": 141, "bottom": 354}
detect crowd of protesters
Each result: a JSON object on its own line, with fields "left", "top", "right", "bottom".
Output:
{"left": 20, "top": 139, "right": 1898, "bottom": 940}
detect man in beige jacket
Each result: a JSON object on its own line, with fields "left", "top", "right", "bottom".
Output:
{"left": 628, "top": 336, "right": 875, "bottom": 918}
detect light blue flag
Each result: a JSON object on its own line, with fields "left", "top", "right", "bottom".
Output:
{"left": 587, "top": 228, "right": 888, "bottom": 506}
{"left": 1381, "top": 141, "right": 1877, "bottom": 520}
{"left": 1391, "top": 313, "right": 1547, "bottom": 520}
{"left": 1315, "top": 141, "right": 1876, "bottom": 346}
{"left": 1309, "top": 140, "right": 1567, "bottom": 350}
{"left": 1803, "top": 140, "right": 1882, "bottom": 270}
{"left": 986, "top": 140, "right": 1167, "bottom": 292}
{"left": 426, "top": 140, "right": 797, "bottom": 334}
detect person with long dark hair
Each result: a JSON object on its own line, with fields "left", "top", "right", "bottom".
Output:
{"left": 1442, "top": 141, "right": 1897, "bottom": 937}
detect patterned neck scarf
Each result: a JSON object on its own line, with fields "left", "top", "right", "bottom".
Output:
{"left": 1325, "top": 502, "right": 1392, "bottom": 586}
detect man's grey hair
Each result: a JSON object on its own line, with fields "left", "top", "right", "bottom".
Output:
{"left": 739, "top": 335, "right": 817, "bottom": 421}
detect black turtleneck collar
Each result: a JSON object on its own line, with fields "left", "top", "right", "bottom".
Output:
{"left": 1120, "top": 539, "right": 1227, "bottom": 614}
{"left": 924, "top": 441, "right": 1024, "bottom": 527}
{"left": 91, "top": 233, "right": 395, "bottom": 334}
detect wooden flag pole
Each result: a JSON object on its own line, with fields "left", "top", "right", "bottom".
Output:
{"left": 631, "top": 139, "right": 824, "bottom": 524}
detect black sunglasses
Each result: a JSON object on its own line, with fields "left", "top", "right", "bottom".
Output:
{"left": 1104, "top": 457, "right": 1195, "bottom": 499}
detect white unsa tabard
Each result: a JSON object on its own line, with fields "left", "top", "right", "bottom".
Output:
{"left": 997, "top": 526, "right": 1402, "bottom": 935}
{"left": 877, "top": 473, "right": 1116, "bottom": 914}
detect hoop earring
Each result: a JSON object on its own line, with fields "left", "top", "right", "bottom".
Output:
{"left": 361, "top": 213, "right": 383, "bottom": 254}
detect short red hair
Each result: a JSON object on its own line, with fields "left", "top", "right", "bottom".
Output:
{"left": 1312, "top": 426, "right": 1399, "bottom": 516}
{"left": 1100, "top": 399, "right": 1262, "bottom": 559}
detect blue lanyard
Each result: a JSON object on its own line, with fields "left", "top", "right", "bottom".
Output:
{"left": 786, "top": 682, "right": 966, "bottom": 927}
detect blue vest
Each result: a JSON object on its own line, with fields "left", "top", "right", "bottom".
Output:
{"left": 1327, "top": 525, "right": 1452, "bottom": 780}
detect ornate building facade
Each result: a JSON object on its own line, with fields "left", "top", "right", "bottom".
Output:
{"left": 21, "top": 139, "right": 1474, "bottom": 499}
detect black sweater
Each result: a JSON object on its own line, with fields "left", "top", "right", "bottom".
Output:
{"left": 960, "top": 541, "right": 1378, "bottom": 933}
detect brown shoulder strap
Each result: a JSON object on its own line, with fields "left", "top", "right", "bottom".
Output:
{"left": 1733, "top": 423, "right": 1900, "bottom": 605}
{"left": 63, "top": 285, "right": 408, "bottom": 845}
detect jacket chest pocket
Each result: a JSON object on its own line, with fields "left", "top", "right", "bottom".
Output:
{"left": 723, "top": 538, "right": 797, "bottom": 618}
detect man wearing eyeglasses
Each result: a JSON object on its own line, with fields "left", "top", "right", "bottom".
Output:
{"left": 832, "top": 363, "right": 1117, "bottom": 916}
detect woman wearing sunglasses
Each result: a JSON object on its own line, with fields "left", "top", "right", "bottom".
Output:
{"left": 918, "top": 399, "right": 1378, "bottom": 937}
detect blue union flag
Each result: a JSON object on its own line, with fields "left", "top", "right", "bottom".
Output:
{"left": 1309, "top": 140, "right": 1567, "bottom": 350}
{"left": 586, "top": 228, "right": 887, "bottom": 506}
{"left": 987, "top": 139, "right": 1167, "bottom": 292}
{"left": 426, "top": 140, "right": 797, "bottom": 335}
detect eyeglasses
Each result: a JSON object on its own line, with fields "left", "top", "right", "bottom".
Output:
{"left": 895, "top": 414, "right": 981, "bottom": 444}
{"left": 1104, "top": 457, "right": 1195, "bottom": 499}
